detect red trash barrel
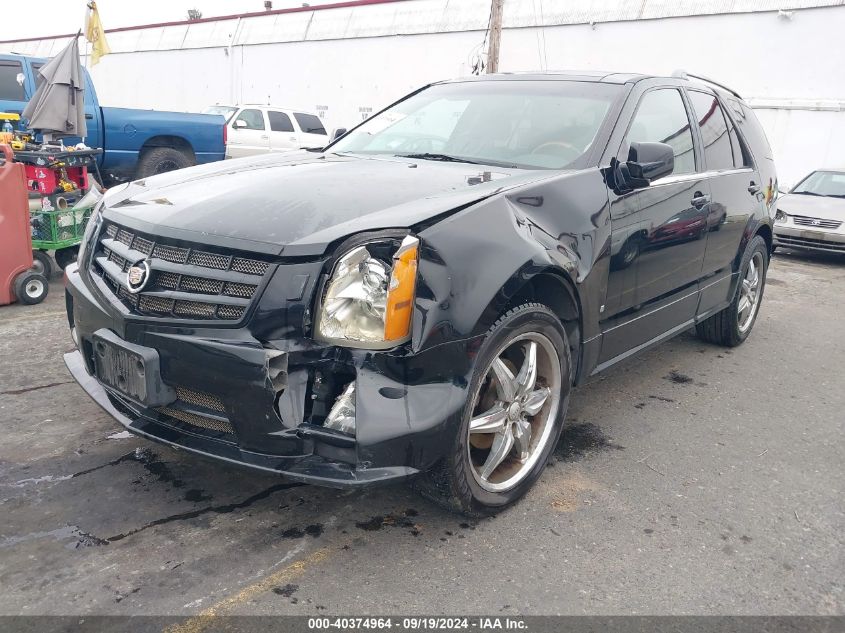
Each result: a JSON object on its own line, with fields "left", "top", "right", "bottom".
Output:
{"left": 0, "top": 144, "right": 37, "bottom": 306}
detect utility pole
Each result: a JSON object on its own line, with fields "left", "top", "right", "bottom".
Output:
{"left": 486, "top": 0, "right": 505, "bottom": 74}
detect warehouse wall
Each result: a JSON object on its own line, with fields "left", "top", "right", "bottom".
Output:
{"left": 4, "top": 0, "right": 844, "bottom": 185}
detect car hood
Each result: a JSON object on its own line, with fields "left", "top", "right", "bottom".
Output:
{"left": 103, "top": 152, "right": 555, "bottom": 257}
{"left": 778, "top": 193, "right": 845, "bottom": 221}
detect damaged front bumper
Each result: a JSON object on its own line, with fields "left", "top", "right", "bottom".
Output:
{"left": 64, "top": 261, "right": 476, "bottom": 489}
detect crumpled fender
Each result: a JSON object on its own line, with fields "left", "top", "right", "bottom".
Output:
{"left": 412, "top": 169, "right": 612, "bottom": 358}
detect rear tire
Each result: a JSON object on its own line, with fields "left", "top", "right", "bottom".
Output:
{"left": 13, "top": 271, "right": 49, "bottom": 305}
{"left": 31, "top": 250, "right": 52, "bottom": 277}
{"left": 135, "top": 146, "right": 194, "bottom": 179}
{"left": 696, "top": 235, "right": 768, "bottom": 347}
{"left": 416, "top": 303, "right": 571, "bottom": 516}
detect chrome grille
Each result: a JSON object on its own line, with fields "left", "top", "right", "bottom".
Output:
{"left": 189, "top": 250, "right": 230, "bottom": 270}
{"left": 133, "top": 236, "right": 155, "bottom": 256}
{"left": 217, "top": 305, "right": 245, "bottom": 320}
{"left": 118, "top": 286, "right": 138, "bottom": 307}
{"left": 223, "top": 281, "right": 257, "bottom": 298}
{"left": 792, "top": 215, "right": 842, "bottom": 230}
{"left": 232, "top": 257, "right": 269, "bottom": 276}
{"left": 173, "top": 300, "right": 216, "bottom": 318}
{"left": 91, "top": 222, "right": 271, "bottom": 322}
{"left": 155, "top": 271, "right": 180, "bottom": 290}
{"left": 152, "top": 243, "right": 189, "bottom": 264}
{"left": 107, "top": 249, "right": 128, "bottom": 271}
{"left": 140, "top": 295, "right": 174, "bottom": 314}
{"left": 180, "top": 275, "right": 224, "bottom": 294}
{"left": 115, "top": 229, "right": 133, "bottom": 247}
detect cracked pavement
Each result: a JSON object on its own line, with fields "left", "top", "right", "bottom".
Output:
{"left": 0, "top": 251, "right": 842, "bottom": 616}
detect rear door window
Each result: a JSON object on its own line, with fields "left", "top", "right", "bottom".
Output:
{"left": 294, "top": 113, "right": 327, "bottom": 135}
{"left": 687, "top": 90, "right": 735, "bottom": 171}
{"left": 0, "top": 60, "right": 25, "bottom": 100}
{"left": 268, "top": 111, "right": 294, "bottom": 132}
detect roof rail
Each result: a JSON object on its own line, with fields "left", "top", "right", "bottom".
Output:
{"left": 670, "top": 70, "right": 743, "bottom": 100}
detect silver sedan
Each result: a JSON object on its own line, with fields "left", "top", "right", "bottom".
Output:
{"left": 774, "top": 169, "right": 845, "bottom": 254}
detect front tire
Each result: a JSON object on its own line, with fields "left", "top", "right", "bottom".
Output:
{"left": 418, "top": 303, "right": 571, "bottom": 516}
{"left": 696, "top": 235, "right": 768, "bottom": 347}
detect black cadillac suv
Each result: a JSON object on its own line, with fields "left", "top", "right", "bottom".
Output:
{"left": 64, "top": 71, "right": 777, "bottom": 515}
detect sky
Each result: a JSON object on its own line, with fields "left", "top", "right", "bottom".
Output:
{"left": 1, "top": 0, "right": 342, "bottom": 40}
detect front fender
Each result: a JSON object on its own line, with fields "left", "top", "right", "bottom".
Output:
{"left": 413, "top": 170, "right": 611, "bottom": 355}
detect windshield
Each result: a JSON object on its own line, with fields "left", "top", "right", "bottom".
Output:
{"left": 792, "top": 171, "right": 845, "bottom": 198}
{"left": 329, "top": 80, "right": 622, "bottom": 170}
{"left": 203, "top": 105, "right": 238, "bottom": 122}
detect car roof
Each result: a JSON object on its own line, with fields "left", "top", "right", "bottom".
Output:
{"left": 447, "top": 71, "right": 647, "bottom": 84}
{"left": 444, "top": 70, "right": 744, "bottom": 99}
{"left": 234, "top": 104, "right": 322, "bottom": 115}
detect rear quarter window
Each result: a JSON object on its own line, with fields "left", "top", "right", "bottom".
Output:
{"left": 725, "top": 96, "right": 772, "bottom": 161}
{"left": 294, "top": 113, "right": 327, "bottom": 135}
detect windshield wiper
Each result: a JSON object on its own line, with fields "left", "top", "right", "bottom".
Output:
{"left": 396, "top": 153, "right": 483, "bottom": 165}
{"left": 794, "top": 191, "right": 822, "bottom": 196}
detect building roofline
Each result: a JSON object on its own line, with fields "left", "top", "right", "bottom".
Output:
{"left": 0, "top": 0, "right": 411, "bottom": 45}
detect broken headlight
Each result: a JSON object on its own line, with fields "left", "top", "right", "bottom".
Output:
{"left": 316, "top": 235, "right": 419, "bottom": 348}
{"left": 77, "top": 199, "right": 106, "bottom": 266}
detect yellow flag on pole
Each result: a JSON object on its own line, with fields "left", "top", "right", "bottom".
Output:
{"left": 84, "top": 1, "right": 111, "bottom": 66}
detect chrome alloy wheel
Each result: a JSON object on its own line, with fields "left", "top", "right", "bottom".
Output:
{"left": 738, "top": 251, "right": 764, "bottom": 333}
{"left": 467, "top": 333, "right": 562, "bottom": 493}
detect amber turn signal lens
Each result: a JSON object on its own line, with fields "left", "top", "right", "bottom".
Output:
{"left": 384, "top": 236, "right": 419, "bottom": 342}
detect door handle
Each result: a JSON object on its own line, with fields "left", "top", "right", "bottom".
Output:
{"left": 260, "top": 135, "right": 269, "bottom": 140}
{"left": 85, "top": 113, "right": 93, "bottom": 120}
{"left": 690, "top": 193, "right": 710, "bottom": 208}
{"left": 748, "top": 181, "right": 761, "bottom": 195}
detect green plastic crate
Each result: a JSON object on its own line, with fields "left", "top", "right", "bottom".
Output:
{"left": 30, "top": 206, "right": 94, "bottom": 250}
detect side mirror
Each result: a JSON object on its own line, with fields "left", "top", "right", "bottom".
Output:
{"left": 16, "top": 73, "right": 25, "bottom": 87}
{"left": 331, "top": 127, "right": 348, "bottom": 141}
{"left": 233, "top": 119, "right": 248, "bottom": 129}
{"left": 624, "top": 142, "right": 675, "bottom": 189}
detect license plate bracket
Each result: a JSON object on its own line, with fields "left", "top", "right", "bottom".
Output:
{"left": 92, "top": 329, "right": 177, "bottom": 407}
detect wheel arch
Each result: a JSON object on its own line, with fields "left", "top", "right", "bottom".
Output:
{"left": 474, "top": 267, "right": 584, "bottom": 385}
{"left": 755, "top": 221, "right": 773, "bottom": 255}
{"left": 139, "top": 135, "right": 196, "bottom": 158}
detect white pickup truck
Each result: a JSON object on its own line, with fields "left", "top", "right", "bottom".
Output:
{"left": 205, "top": 104, "right": 330, "bottom": 159}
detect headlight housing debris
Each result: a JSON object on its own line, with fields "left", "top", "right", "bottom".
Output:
{"left": 317, "top": 235, "right": 419, "bottom": 348}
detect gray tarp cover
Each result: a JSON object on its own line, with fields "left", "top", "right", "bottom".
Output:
{"left": 22, "top": 36, "right": 87, "bottom": 138}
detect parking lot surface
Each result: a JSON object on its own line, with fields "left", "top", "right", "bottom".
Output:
{"left": 1, "top": 252, "right": 842, "bottom": 617}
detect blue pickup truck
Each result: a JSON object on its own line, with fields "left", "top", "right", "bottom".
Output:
{"left": 0, "top": 53, "right": 226, "bottom": 181}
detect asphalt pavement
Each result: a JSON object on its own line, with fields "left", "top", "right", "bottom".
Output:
{"left": 0, "top": 250, "right": 842, "bottom": 618}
